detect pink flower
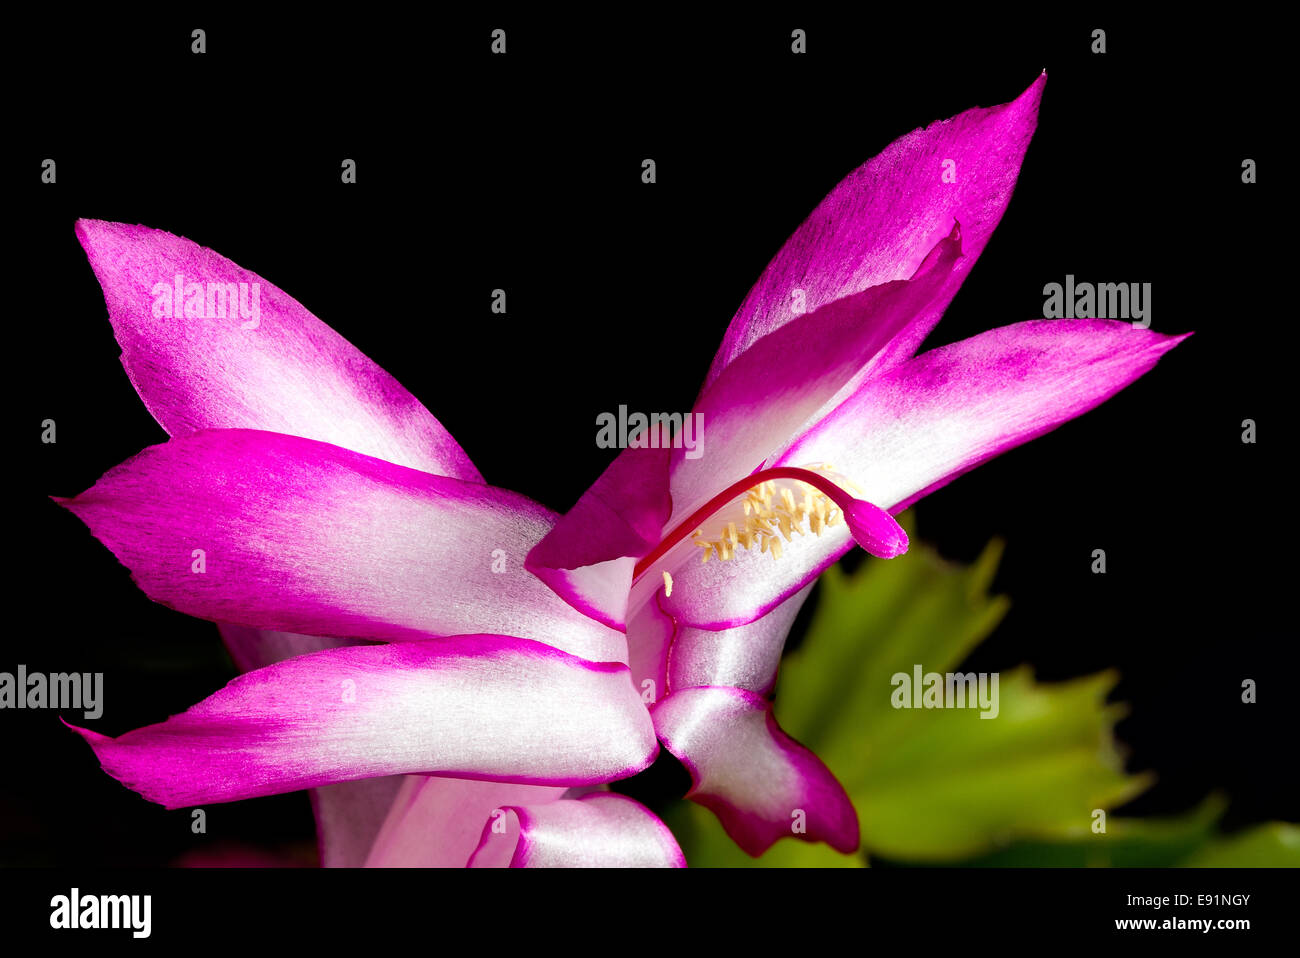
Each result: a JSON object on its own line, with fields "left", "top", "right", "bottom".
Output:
{"left": 56, "top": 73, "right": 1185, "bottom": 866}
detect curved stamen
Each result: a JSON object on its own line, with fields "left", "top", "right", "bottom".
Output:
{"left": 632, "top": 466, "right": 907, "bottom": 582}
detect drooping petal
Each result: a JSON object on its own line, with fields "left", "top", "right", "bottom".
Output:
{"left": 74, "top": 219, "right": 480, "bottom": 480}
{"left": 67, "top": 635, "right": 658, "bottom": 808}
{"left": 218, "top": 623, "right": 409, "bottom": 867}
{"left": 703, "top": 74, "right": 1046, "bottom": 390}
{"left": 364, "top": 776, "right": 565, "bottom": 867}
{"left": 667, "top": 229, "right": 963, "bottom": 527}
{"left": 668, "top": 584, "right": 813, "bottom": 697}
{"left": 467, "top": 793, "right": 686, "bottom": 868}
{"left": 652, "top": 687, "right": 858, "bottom": 857}
{"left": 663, "top": 321, "right": 1187, "bottom": 630}
{"left": 525, "top": 437, "right": 673, "bottom": 629}
{"left": 311, "top": 776, "right": 408, "bottom": 868}
{"left": 56, "top": 428, "right": 625, "bottom": 662}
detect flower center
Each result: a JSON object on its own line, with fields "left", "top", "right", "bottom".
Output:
{"left": 631, "top": 465, "right": 907, "bottom": 582}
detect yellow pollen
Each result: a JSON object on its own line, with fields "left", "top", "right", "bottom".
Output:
{"left": 691, "top": 465, "right": 846, "bottom": 565}
{"left": 662, "top": 570, "right": 673, "bottom": 597}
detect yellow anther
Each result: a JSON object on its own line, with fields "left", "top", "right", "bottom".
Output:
{"left": 683, "top": 469, "right": 851, "bottom": 569}
{"left": 662, "top": 571, "right": 673, "bottom": 597}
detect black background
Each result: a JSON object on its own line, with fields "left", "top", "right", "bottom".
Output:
{"left": 5, "top": 12, "right": 1293, "bottom": 869}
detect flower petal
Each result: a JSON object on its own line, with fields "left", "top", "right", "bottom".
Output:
{"left": 364, "top": 776, "right": 565, "bottom": 867}
{"left": 525, "top": 439, "right": 673, "bottom": 630}
{"left": 527, "top": 426, "right": 676, "bottom": 629}
{"left": 667, "top": 229, "right": 963, "bottom": 528}
{"left": 74, "top": 219, "right": 480, "bottom": 479}
{"left": 668, "top": 584, "right": 813, "bottom": 697}
{"left": 652, "top": 687, "right": 857, "bottom": 856}
{"left": 627, "top": 587, "right": 675, "bottom": 706}
{"left": 779, "top": 320, "right": 1191, "bottom": 513}
{"left": 529, "top": 232, "right": 957, "bottom": 628}
{"left": 219, "top": 623, "right": 408, "bottom": 867}
{"left": 67, "top": 635, "right": 658, "bottom": 807}
{"left": 703, "top": 74, "right": 1045, "bottom": 390}
{"left": 57, "top": 429, "right": 625, "bottom": 662}
{"left": 664, "top": 321, "right": 1186, "bottom": 630}
{"left": 311, "top": 776, "right": 408, "bottom": 868}
{"left": 467, "top": 793, "right": 686, "bottom": 868}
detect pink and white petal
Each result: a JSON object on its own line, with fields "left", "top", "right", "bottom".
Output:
{"left": 311, "top": 775, "right": 408, "bottom": 868}
{"left": 667, "top": 230, "right": 963, "bottom": 528}
{"left": 667, "top": 584, "right": 813, "bottom": 697}
{"left": 652, "top": 687, "right": 857, "bottom": 857}
{"left": 526, "top": 435, "right": 673, "bottom": 629}
{"left": 219, "top": 622, "right": 410, "bottom": 868}
{"left": 467, "top": 793, "right": 686, "bottom": 868}
{"left": 780, "top": 320, "right": 1191, "bottom": 513}
{"left": 530, "top": 233, "right": 954, "bottom": 628}
{"left": 703, "top": 74, "right": 1046, "bottom": 390}
{"left": 67, "top": 635, "right": 658, "bottom": 808}
{"left": 626, "top": 588, "right": 676, "bottom": 706}
{"left": 664, "top": 321, "right": 1187, "bottom": 630}
{"left": 364, "top": 775, "right": 565, "bottom": 868}
{"left": 74, "top": 219, "right": 479, "bottom": 480}
{"left": 57, "top": 429, "right": 625, "bottom": 662}
{"left": 660, "top": 516, "right": 849, "bottom": 631}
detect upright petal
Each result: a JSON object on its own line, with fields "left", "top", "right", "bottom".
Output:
{"left": 530, "top": 231, "right": 959, "bottom": 630}
{"left": 57, "top": 429, "right": 626, "bottom": 662}
{"left": 663, "top": 321, "right": 1187, "bottom": 630}
{"left": 668, "top": 230, "right": 963, "bottom": 527}
{"left": 68, "top": 635, "right": 658, "bottom": 807}
{"left": 704, "top": 74, "right": 1046, "bottom": 389}
{"left": 652, "top": 687, "right": 858, "bottom": 857}
{"left": 74, "top": 219, "right": 480, "bottom": 479}
{"left": 468, "top": 793, "right": 686, "bottom": 868}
